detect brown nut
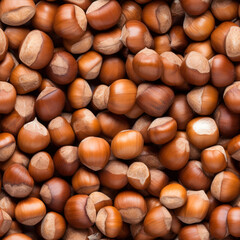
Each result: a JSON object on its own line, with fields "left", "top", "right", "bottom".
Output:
{"left": 0, "top": 0, "right": 36, "bottom": 26}
{"left": 178, "top": 224, "right": 210, "bottom": 240}
{"left": 114, "top": 191, "right": 147, "bottom": 224}
{"left": 132, "top": 48, "right": 163, "bottom": 82}
{"left": 0, "top": 29, "right": 8, "bottom": 62}
{"left": 89, "top": 191, "right": 112, "bottom": 213}
{"left": 160, "top": 51, "right": 185, "bottom": 87}
{"left": 159, "top": 135, "right": 190, "bottom": 171}
{"left": 121, "top": 20, "right": 153, "bottom": 54}
{"left": 0, "top": 53, "right": 15, "bottom": 82}
{"left": 40, "top": 212, "right": 66, "bottom": 240}
{"left": 183, "top": 10, "right": 215, "bottom": 41}
{"left": 148, "top": 117, "right": 177, "bottom": 145}
{"left": 136, "top": 84, "right": 174, "bottom": 117}
{"left": 32, "top": 1, "right": 58, "bottom": 33}
{"left": 3, "top": 164, "right": 34, "bottom": 198}
{"left": 111, "top": 130, "right": 144, "bottom": 160}
{"left": 63, "top": 30, "right": 93, "bottom": 55}
{"left": 53, "top": 4, "right": 87, "bottom": 41}
{"left": 28, "top": 152, "right": 54, "bottom": 182}
{"left": 17, "top": 118, "right": 51, "bottom": 154}
{"left": 46, "top": 50, "right": 78, "bottom": 85}
{"left": 93, "top": 28, "right": 123, "bottom": 55}
{"left": 10, "top": 64, "right": 42, "bottom": 94}
{"left": 19, "top": 30, "right": 54, "bottom": 70}
{"left": 186, "top": 117, "right": 219, "bottom": 149}
{"left": 71, "top": 108, "right": 101, "bottom": 141}
{"left": 15, "top": 197, "right": 46, "bottom": 226}
{"left": 211, "top": 171, "right": 240, "bottom": 202}
{"left": 78, "top": 136, "right": 110, "bottom": 171}
{"left": 142, "top": 0, "right": 172, "bottom": 34}
{"left": 154, "top": 35, "right": 171, "bottom": 55}
{"left": 99, "top": 160, "right": 128, "bottom": 190}
{"left": 53, "top": 145, "right": 79, "bottom": 177}
{"left": 181, "top": 51, "right": 210, "bottom": 86}
{"left": 201, "top": 145, "right": 228, "bottom": 174}
{"left": 72, "top": 168, "right": 100, "bottom": 194}
{"left": 127, "top": 162, "right": 150, "bottom": 190}
{"left": 223, "top": 81, "right": 240, "bottom": 113}
{"left": 187, "top": 85, "right": 219, "bottom": 115}
{"left": 77, "top": 51, "right": 102, "bottom": 80}
{"left": 160, "top": 182, "right": 187, "bottom": 209}
{"left": 168, "top": 94, "right": 194, "bottom": 130}
{"left": 0, "top": 82, "right": 16, "bottom": 115}
{"left": 175, "top": 190, "right": 210, "bottom": 224}
{"left": 48, "top": 116, "right": 75, "bottom": 147}
{"left": 180, "top": 0, "right": 211, "bottom": 16}
{"left": 86, "top": 0, "right": 121, "bottom": 31}
{"left": 185, "top": 40, "right": 214, "bottom": 60}
{"left": 64, "top": 194, "right": 96, "bottom": 229}
{"left": 40, "top": 177, "right": 71, "bottom": 213}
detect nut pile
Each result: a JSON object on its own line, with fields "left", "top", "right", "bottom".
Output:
{"left": 0, "top": 0, "right": 239, "bottom": 239}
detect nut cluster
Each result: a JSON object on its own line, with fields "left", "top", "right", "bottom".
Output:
{"left": 0, "top": 0, "right": 239, "bottom": 239}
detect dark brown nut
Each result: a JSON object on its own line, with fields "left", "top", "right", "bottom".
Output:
{"left": 168, "top": 94, "right": 194, "bottom": 130}
{"left": 136, "top": 84, "right": 174, "bottom": 117}
{"left": 63, "top": 30, "right": 94, "bottom": 55}
{"left": 35, "top": 87, "right": 65, "bottom": 122}
{"left": 19, "top": 30, "right": 54, "bottom": 70}
{"left": 178, "top": 160, "right": 211, "bottom": 191}
{"left": 40, "top": 177, "right": 71, "bottom": 213}
{"left": 10, "top": 64, "right": 42, "bottom": 94}
{"left": 121, "top": 20, "right": 153, "bottom": 54}
{"left": 86, "top": 0, "right": 121, "bottom": 31}
{"left": 142, "top": 0, "right": 172, "bottom": 34}
{"left": 77, "top": 51, "right": 103, "bottom": 80}
{"left": 53, "top": 4, "right": 87, "bottom": 41}
{"left": 214, "top": 104, "right": 240, "bottom": 138}
{"left": 0, "top": 0, "right": 36, "bottom": 26}
{"left": 46, "top": 50, "right": 78, "bottom": 85}
{"left": 209, "top": 54, "right": 235, "bottom": 87}
{"left": 93, "top": 28, "right": 123, "bottom": 55}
